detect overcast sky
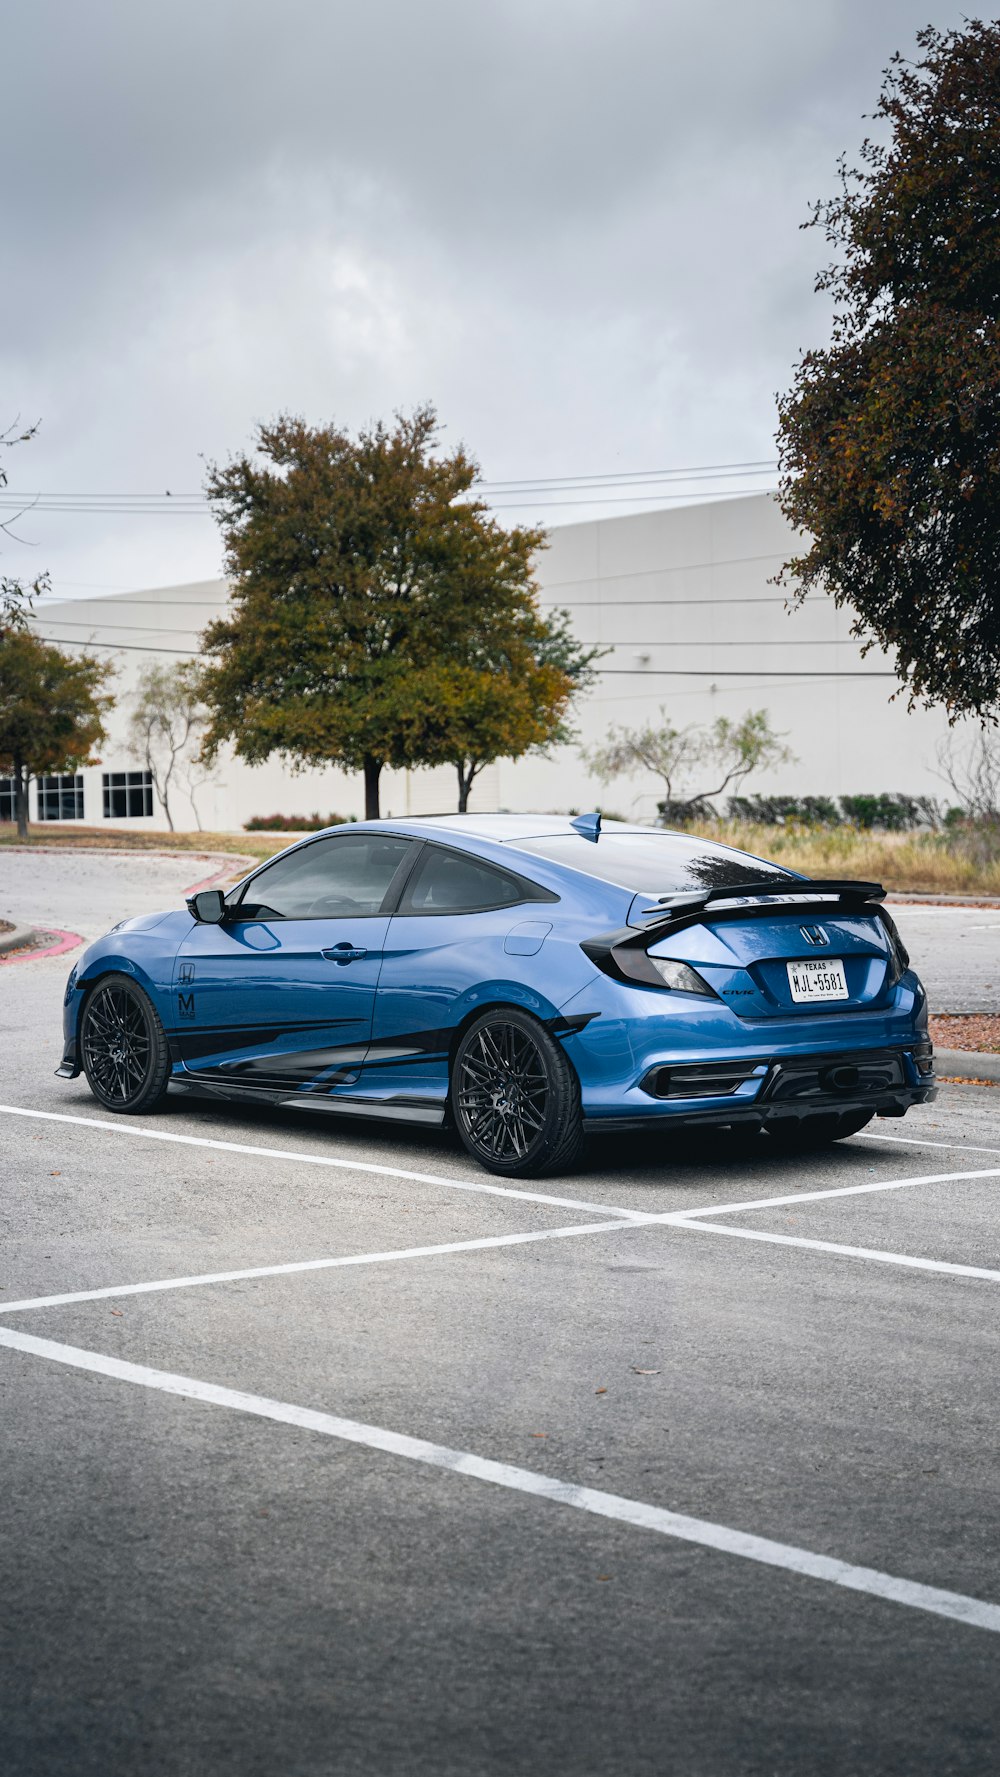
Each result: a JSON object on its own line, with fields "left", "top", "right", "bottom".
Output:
{"left": 0, "top": 0, "right": 975, "bottom": 604}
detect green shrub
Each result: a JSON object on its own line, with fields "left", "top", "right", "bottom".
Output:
{"left": 727, "top": 794, "right": 840, "bottom": 825}
{"left": 725, "top": 792, "right": 940, "bottom": 830}
{"left": 243, "top": 812, "right": 352, "bottom": 832}
{"left": 837, "top": 793, "right": 939, "bottom": 831}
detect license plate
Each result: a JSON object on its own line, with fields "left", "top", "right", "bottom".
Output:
{"left": 786, "top": 958, "right": 849, "bottom": 1002}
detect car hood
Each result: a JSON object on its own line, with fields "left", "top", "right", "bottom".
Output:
{"left": 104, "top": 909, "right": 189, "bottom": 938}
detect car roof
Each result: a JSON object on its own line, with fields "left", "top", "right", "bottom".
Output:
{"left": 372, "top": 814, "right": 652, "bottom": 843}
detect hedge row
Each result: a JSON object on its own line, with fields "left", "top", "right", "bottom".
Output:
{"left": 723, "top": 794, "right": 944, "bottom": 830}
{"left": 243, "top": 812, "right": 354, "bottom": 831}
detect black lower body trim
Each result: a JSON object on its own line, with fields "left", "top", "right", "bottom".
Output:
{"left": 54, "top": 1037, "right": 80, "bottom": 1079}
{"left": 586, "top": 1080, "right": 935, "bottom": 1134}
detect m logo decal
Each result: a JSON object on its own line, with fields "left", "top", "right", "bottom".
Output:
{"left": 178, "top": 992, "right": 195, "bottom": 1020}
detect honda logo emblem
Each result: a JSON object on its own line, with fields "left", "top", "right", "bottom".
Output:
{"left": 800, "top": 924, "right": 829, "bottom": 946}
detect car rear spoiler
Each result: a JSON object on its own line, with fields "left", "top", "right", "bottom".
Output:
{"left": 585, "top": 880, "right": 894, "bottom": 988}
{"left": 629, "top": 878, "right": 886, "bottom": 929}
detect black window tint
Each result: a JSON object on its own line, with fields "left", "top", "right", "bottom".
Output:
{"left": 400, "top": 845, "right": 544, "bottom": 915}
{"left": 236, "top": 835, "right": 412, "bottom": 919}
{"left": 37, "top": 774, "right": 85, "bottom": 821}
{"left": 510, "top": 833, "right": 790, "bottom": 895}
{"left": 103, "top": 770, "right": 154, "bottom": 818}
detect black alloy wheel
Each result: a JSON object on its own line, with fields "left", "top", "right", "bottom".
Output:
{"left": 764, "top": 1109, "right": 874, "bottom": 1150}
{"left": 450, "top": 1007, "right": 584, "bottom": 1178}
{"left": 80, "top": 977, "right": 171, "bottom": 1114}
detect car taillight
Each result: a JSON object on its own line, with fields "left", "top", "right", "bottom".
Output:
{"left": 612, "top": 949, "right": 718, "bottom": 995}
{"left": 580, "top": 931, "right": 718, "bottom": 994}
{"left": 880, "top": 910, "right": 910, "bottom": 983}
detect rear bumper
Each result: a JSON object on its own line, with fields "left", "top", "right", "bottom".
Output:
{"left": 582, "top": 1043, "right": 936, "bottom": 1132}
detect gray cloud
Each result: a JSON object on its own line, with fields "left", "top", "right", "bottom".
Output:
{"left": 0, "top": 0, "right": 974, "bottom": 599}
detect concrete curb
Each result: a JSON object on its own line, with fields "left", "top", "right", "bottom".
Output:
{"left": 934, "top": 1047, "right": 1000, "bottom": 1084}
{"left": 0, "top": 921, "right": 37, "bottom": 957}
{"left": 887, "top": 892, "right": 1000, "bottom": 906}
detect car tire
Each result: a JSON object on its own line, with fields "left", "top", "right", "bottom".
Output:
{"left": 80, "top": 976, "right": 172, "bottom": 1114}
{"left": 450, "top": 1007, "right": 585, "bottom": 1178}
{"left": 764, "top": 1109, "right": 874, "bottom": 1151}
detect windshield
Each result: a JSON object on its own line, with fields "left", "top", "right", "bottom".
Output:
{"left": 509, "top": 832, "right": 793, "bottom": 896}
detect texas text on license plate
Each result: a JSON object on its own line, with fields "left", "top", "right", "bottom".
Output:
{"left": 786, "top": 958, "right": 849, "bottom": 1002}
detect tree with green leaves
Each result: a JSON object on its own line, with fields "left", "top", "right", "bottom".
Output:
{"left": 0, "top": 632, "right": 113, "bottom": 838}
{"left": 776, "top": 20, "right": 1000, "bottom": 721}
{"left": 199, "top": 407, "right": 571, "bottom": 818}
{"left": 128, "top": 660, "right": 211, "bottom": 831}
{"left": 584, "top": 709, "right": 794, "bottom": 822}
{"left": 444, "top": 607, "right": 603, "bottom": 813}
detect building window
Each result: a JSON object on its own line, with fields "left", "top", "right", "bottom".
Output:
{"left": 0, "top": 777, "right": 16, "bottom": 823}
{"left": 103, "top": 770, "right": 154, "bottom": 819}
{"left": 37, "top": 774, "right": 85, "bottom": 822}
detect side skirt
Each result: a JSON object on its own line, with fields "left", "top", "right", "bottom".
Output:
{"left": 168, "top": 1078, "right": 446, "bottom": 1127}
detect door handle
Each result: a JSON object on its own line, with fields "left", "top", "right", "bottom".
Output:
{"left": 323, "top": 944, "right": 368, "bottom": 965}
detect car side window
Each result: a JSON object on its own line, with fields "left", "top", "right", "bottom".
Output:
{"left": 398, "top": 844, "right": 552, "bottom": 915}
{"left": 234, "top": 835, "right": 413, "bottom": 920}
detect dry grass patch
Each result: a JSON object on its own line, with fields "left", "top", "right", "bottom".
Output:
{"left": 687, "top": 821, "right": 1000, "bottom": 897}
{"left": 0, "top": 824, "right": 287, "bottom": 861}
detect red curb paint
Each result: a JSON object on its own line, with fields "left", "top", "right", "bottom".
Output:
{"left": 1, "top": 928, "right": 84, "bottom": 966}
{"left": 181, "top": 858, "right": 249, "bottom": 896}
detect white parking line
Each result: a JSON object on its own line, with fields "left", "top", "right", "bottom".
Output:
{"left": 0, "top": 1104, "right": 646, "bottom": 1222}
{"left": 1, "top": 1323, "right": 997, "bottom": 1635}
{"left": 857, "top": 1131, "right": 1000, "bottom": 1157}
{"left": 673, "top": 1167, "right": 1000, "bottom": 1224}
{"left": 0, "top": 1218, "right": 651, "bottom": 1316}
{"left": 676, "top": 1221, "right": 1000, "bottom": 1284}
{"left": 6, "top": 1168, "right": 995, "bottom": 1315}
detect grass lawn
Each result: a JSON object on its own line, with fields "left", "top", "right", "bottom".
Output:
{"left": 0, "top": 825, "right": 287, "bottom": 862}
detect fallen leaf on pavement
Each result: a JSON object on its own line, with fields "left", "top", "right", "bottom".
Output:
{"left": 631, "top": 1368, "right": 660, "bottom": 1375}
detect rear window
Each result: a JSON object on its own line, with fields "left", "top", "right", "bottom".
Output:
{"left": 399, "top": 844, "right": 554, "bottom": 915}
{"left": 509, "top": 832, "right": 790, "bottom": 896}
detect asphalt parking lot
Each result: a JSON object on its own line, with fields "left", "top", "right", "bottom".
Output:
{"left": 2, "top": 851, "right": 1000, "bottom": 1775}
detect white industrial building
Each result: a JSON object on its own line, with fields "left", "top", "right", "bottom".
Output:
{"left": 8, "top": 493, "right": 960, "bottom": 832}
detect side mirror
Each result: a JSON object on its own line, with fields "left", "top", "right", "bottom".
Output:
{"left": 187, "top": 888, "right": 227, "bottom": 924}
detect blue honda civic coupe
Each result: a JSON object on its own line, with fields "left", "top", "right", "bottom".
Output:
{"left": 57, "top": 814, "right": 935, "bottom": 1177}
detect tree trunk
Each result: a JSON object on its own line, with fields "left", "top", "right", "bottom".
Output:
{"left": 14, "top": 759, "right": 29, "bottom": 841}
{"left": 363, "top": 755, "right": 382, "bottom": 820}
{"left": 157, "top": 759, "right": 175, "bottom": 831}
{"left": 456, "top": 760, "right": 475, "bottom": 814}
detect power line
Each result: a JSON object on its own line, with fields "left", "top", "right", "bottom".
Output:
{"left": 1, "top": 456, "right": 780, "bottom": 507}
{"left": 32, "top": 618, "right": 212, "bottom": 638}
{"left": 33, "top": 596, "right": 233, "bottom": 609}
{"left": 33, "top": 588, "right": 800, "bottom": 614}
{"left": 0, "top": 485, "right": 777, "bottom": 517}
{"left": 485, "top": 489, "right": 778, "bottom": 511}
{"left": 597, "top": 668, "right": 897, "bottom": 678}
{"left": 477, "top": 457, "right": 778, "bottom": 492}
{"left": 29, "top": 620, "right": 870, "bottom": 650}
{"left": 36, "top": 633, "right": 895, "bottom": 678}
{"left": 0, "top": 502, "right": 210, "bottom": 516}
{"left": 32, "top": 635, "right": 196, "bottom": 656}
